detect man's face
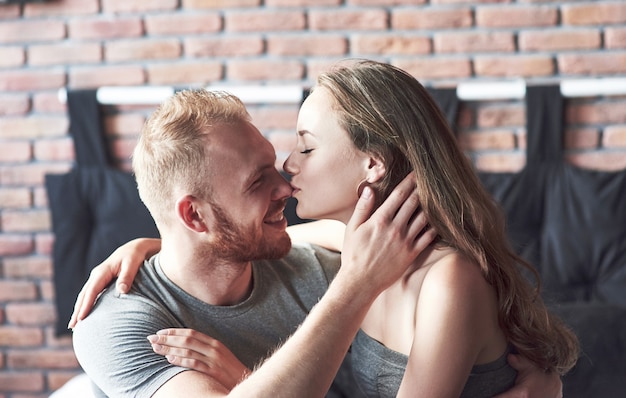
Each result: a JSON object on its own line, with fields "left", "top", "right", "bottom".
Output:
{"left": 203, "top": 121, "right": 293, "bottom": 262}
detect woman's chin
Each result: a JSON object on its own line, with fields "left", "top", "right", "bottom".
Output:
{"left": 297, "top": 208, "right": 344, "bottom": 223}
{"left": 295, "top": 206, "right": 319, "bottom": 221}
{"left": 295, "top": 210, "right": 314, "bottom": 220}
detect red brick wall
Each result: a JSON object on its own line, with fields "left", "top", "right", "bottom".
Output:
{"left": 0, "top": 0, "right": 625, "bottom": 396}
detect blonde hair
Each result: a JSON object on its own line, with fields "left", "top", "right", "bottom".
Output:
{"left": 316, "top": 59, "right": 580, "bottom": 374}
{"left": 132, "top": 89, "right": 250, "bottom": 226}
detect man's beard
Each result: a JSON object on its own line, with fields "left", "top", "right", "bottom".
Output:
{"left": 204, "top": 202, "right": 292, "bottom": 263}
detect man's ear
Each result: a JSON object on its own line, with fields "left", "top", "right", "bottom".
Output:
{"left": 366, "top": 156, "right": 386, "bottom": 183}
{"left": 175, "top": 195, "right": 209, "bottom": 233}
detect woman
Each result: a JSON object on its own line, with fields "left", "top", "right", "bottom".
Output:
{"left": 281, "top": 60, "right": 579, "bottom": 396}
{"left": 71, "top": 60, "right": 578, "bottom": 397}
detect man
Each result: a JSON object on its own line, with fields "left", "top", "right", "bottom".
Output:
{"left": 71, "top": 89, "right": 561, "bottom": 397}
{"left": 72, "top": 88, "right": 432, "bottom": 397}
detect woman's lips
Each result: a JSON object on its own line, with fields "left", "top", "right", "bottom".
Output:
{"left": 290, "top": 184, "right": 301, "bottom": 195}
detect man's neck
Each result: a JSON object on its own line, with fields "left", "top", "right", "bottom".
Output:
{"left": 157, "top": 244, "right": 254, "bottom": 306}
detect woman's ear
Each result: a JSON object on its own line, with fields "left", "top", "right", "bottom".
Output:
{"left": 175, "top": 195, "right": 208, "bottom": 233}
{"left": 366, "top": 156, "right": 386, "bottom": 183}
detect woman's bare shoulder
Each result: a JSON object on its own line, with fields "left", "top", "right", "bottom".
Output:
{"left": 421, "top": 250, "right": 493, "bottom": 301}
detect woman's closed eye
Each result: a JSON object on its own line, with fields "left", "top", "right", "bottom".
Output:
{"left": 300, "top": 148, "right": 314, "bottom": 154}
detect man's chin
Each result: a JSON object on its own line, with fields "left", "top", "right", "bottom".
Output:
{"left": 265, "top": 235, "right": 292, "bottom": 260}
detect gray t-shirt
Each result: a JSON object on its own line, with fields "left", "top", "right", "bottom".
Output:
{"left": 72, "top": 243, "right": 340, "bottom": 397}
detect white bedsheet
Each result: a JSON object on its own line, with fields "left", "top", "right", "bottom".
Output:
{"left": 49, "top": 373, "right": 96, "bottom": 398}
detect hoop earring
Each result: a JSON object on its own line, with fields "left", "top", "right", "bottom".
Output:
{"left": 356, "top": 179, "right": 370, "bottom": 198}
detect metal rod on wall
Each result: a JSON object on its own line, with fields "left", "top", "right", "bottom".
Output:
{"left": 57, "top": 77, "right": 626, "bottom": 105}
{"left": 57, "top": 85, "right": 305, "bottom": 105}
{"left": 560, "top": 78, "right": 626, "bottom": 98}
{"left": 456, "top": 77, "right": 626, "bottom": 101}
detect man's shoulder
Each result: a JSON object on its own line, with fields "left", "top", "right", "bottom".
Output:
{"left": 287, "top": 241, "right": 340, "bottom": 255}
{"left": 71, "top": 259, "right": 185, "bottom": 398}
{"left": 285, "top": 242, "right": 340, "bottom": 264}
{"left": 73, "top": 259, "right": 174, "bottom": 329}
{"left": 267, "top": 242, "right": 341, "bottom": 282}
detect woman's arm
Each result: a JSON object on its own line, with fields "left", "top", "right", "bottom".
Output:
{"left": 69, "top": 221, "right": 345, "bottom": 325}
{"left": 397, "top": 256, "right": 494, "bottom": 398}
{"left": 148, "top": 328, "right": 251, "bottom": 390}
{"left": 287, "top": 219, "right": 345, "bottom": 252}
{"left": 68, "top": 237, "right": 162, "bottom": 328}
{"left": 70, "top": 221, "right": 346, "bottom": 328}
{"left": 397, "top": 254, "right": 563, "bottom": 398}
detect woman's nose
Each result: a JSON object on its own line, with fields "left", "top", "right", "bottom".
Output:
{"left": 282, "top": 153, "right": 297, "bottom": 176}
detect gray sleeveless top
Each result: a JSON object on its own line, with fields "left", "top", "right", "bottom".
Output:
{"left": 351, "top": 329, "right": 517, "bottom": 397}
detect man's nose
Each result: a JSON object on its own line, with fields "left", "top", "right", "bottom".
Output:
{"left": 273, "top": 170, "right": 294, "bottom": 199}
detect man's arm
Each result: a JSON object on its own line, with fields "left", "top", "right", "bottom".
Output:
{"left": 225, "top": 178, "right": 432, "bottom": 397}
{"left": 148, "top": 176, "right": 432, "bottom": 397}
{"left": 153, "top": 371, "right": 231, "bottom": 397}
{"left": 72, "top": 287, "right": 191, "bottom": 397}
{"left": 494, "top": 354, "right": 563, "bottom": 398}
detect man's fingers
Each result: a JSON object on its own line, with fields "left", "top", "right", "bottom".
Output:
{"left": 385, "top": 175, "right": 436, "bottom": 255}
{"left": 408, "top": 206, "right": 437, "bottom": 252}
{"left": 347, "top": 185, "right": 375, "bottom": 231}
{"left": 374, "top": 174, "right": 416, "bottom": 221}
{"left": 507, "top": 353, "right": 532, "bottom": 371}
{"left": 414, "top": 226, "right": 437, "bottom": 253}
{"left": 393, "top": 187, "right": 420, "bottom": 227}
{"left": 407, "top": 208, "right": 427, "bottom": 237}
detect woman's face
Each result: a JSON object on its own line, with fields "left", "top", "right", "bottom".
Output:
{"left": 283, "top": 87, "right": 371, "bottom": 224}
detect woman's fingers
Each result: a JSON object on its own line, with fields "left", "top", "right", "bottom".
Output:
{"left": 69, "top": 238, "right": 161, "bottom": 328}
{"left": 147, "top": 328, "right": 251, "bottom": 390}
{"left": 69, "top": 264, "right": 115, "bottom": 328}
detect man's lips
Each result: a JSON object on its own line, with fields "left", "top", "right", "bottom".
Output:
{"left": 265, "top": 200, "right": 288, "bottom": 225}
{"left": 265, "top": 211, "right": 285, "bottom": 224}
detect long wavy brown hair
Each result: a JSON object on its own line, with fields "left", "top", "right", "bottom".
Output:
{"left": 316, "top": 59, "right": 579, "bottom": 375}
